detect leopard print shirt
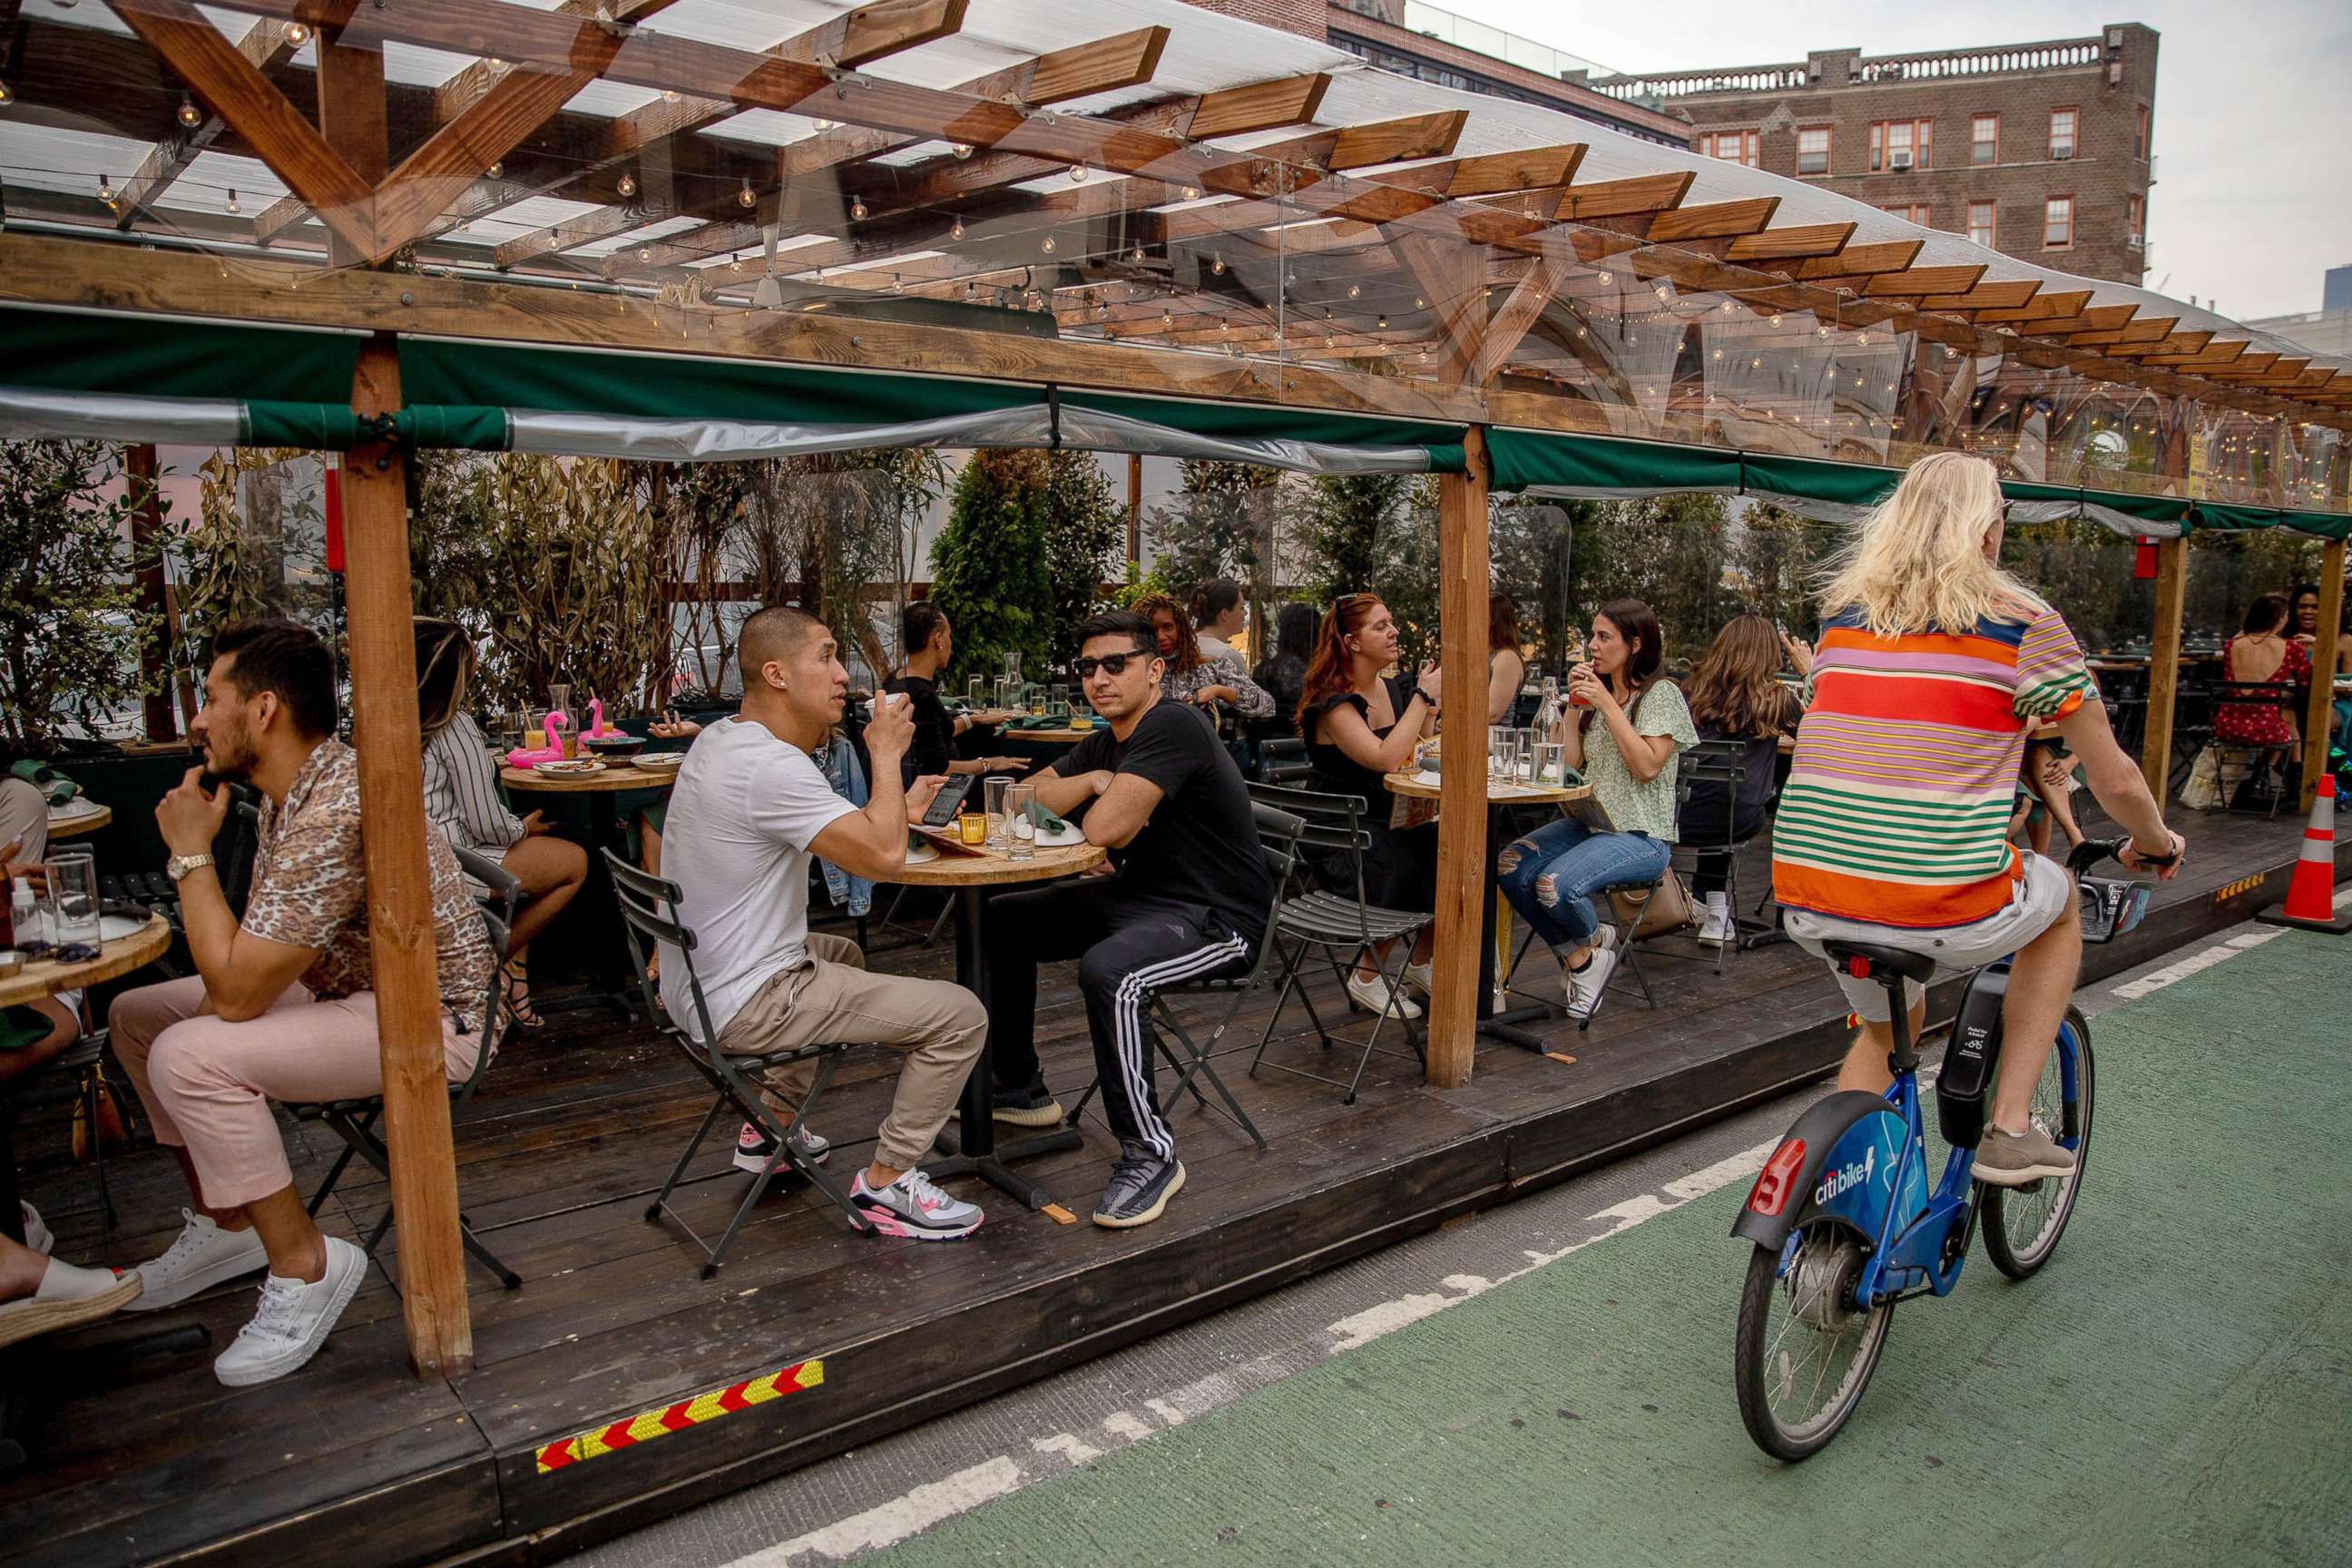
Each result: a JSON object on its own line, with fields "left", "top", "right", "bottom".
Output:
{"left": 245, "top": 739, "right": 497, "bottom": 1016}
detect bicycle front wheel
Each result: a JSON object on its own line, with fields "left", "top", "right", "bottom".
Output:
{"left": 1981, "top": 1005, "right": 2094, "bottom": 1279}
{"left": 1733, "top": 1220, "right": 1895, "bottom": 1461}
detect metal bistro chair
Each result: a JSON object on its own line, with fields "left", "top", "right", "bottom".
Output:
{"left": 1064, "top": 804, "right": 1303, "bottom": 1152}
{"left": 1255, "top": 736, "right": 1315, "bottom": 785}
{"left": 602, "top": 850, "right": 874, "bottom": 1278}
{"left": 1244, "top": 782, "right": 1432, "bottom": 1104}
{"left": 290, "top": 842, "right": 522, "bottom": 1290}
{"left": 1669, "top": 737, "right": 1769, "bottom": 976}
{"left": 2210, "top": 680, "right": 2305, "bottom": 816}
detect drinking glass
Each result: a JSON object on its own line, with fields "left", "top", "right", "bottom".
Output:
{"left": 956, "top": 810, "right": 988, "bottom": 847}
{"left": 44, "top": 851, "right": 100, "bottom": 946}
{"left": 1005, "top": 783, "right": 1037, "bottom": 860}
{"left": 1512, "top": 729, "right": 1536, "bottom": 782}
{"left": 1488, "top": 727, "right": 1514, "bottom": 780}
{"left": 983, "top": 775, "right": 1014, "bottom": 848}
{"left": 1535, "top": 742, "right": 1567, "bottom": 788}
{"left": 1004, "top": 651, "right": 1022, "bottom": 683}
{"left": 995, "top": 677, "right": 1016, "bottom": 713}
{"left": 968, "top": 676, "right": 986, "bottom": 709}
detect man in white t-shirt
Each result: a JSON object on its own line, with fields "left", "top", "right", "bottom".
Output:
{"left": 658, "top": 606, "right": 987, "bottom": 1241}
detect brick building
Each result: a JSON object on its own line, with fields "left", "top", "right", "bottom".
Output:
{"left": 1583, "top": 26, "right": 2159, "bottom": 286}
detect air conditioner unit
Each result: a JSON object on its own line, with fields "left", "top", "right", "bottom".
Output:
{"left": 1889, "top": 150, "right": 1914, "bottom": 170}
{"left": 2053, "top": 146, "right": 2073, "bottom": 160}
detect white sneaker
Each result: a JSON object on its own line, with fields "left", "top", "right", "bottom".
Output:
{"left": 1697, "top": 906, "right": 1734, "bottom": 946}
{"left": 124, "top": 1209, "right": 270, "bottom": 1311}
{"left": 213, "top": 1235, "right": 368, "bottom": 1387}
{"left": 1403, "top": 961, "right": 1435, "bottom": 995}
{"left": 1563, "top": 946, "right": 1620, "bottom": 1016}
{"left": 20, "top": 1201, "right": 53, "bottom": 1257}
{"left": 1346, "top": 970, "right": 1422, "bottom": 1019}
{"left": 0, "top": 1258, "right": 142, "bottom": 1349}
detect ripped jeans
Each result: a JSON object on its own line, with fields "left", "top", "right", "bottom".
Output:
{"left": 1497, "top": 818, "right": 1671, "bottom": 950}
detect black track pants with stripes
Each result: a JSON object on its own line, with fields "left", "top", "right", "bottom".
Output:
{"left": 985, "top": 878, "right": 1252, "bottom": 1160}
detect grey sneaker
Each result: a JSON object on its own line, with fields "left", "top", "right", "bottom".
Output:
{"left": 946, "top": 1079, "right": 1067, "bottom": 1129}
{"left": 1093, "top": 1142, "right": 1186, "bottom": 1230}
{"left": 734, "top": 1121, "right": 829, "bottom": 1177}
{"left": 1973, "top": 1122, "right": 2077, "bottom": 1188}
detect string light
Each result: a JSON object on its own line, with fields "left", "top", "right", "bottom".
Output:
{"left": 813, "top": 118, "right": 837, "bottom": 132}
{"left": 1180, "top": 184, "right": 1200, "bottom": 201}
{"left": 1597, "top": 271, "right": 1612, "bottom": 285}
{"left": 738, "top": 177, "right": 756, "bottom": 209}
{"left": 730, "top": 251, "right": 742, "bottom": 272}
{"left": 1069, "top": 162, "right": 1088, "bottom": 183}
{"left": 616, "top": 171, "right": 637, "bottom": 198}
{"left": 1377, "top": 315, "right": 1387, "bottom": 329}
{"left": 178, "top": 95, "right": 202, "bottom": 128}
{"left": 0, "top": 80, "right": 11, "bottom": 106}
{"left": 286, "top": 22, "right": 310, "bottom": 44}
{"left": 949, "top": 213, "right": 965, "bottom": 240}
{"left": 1210, "top": 256, "right": 1225, "bottom": 276}
{"left": 638, "top": 246, "right": 652, "bottom": 261}
{"left": 1040, "top": 235, "right": 1055, "bottom": 253}
{"left": 486, "top": 160, "right": 503, "bottom": 179}
{"left": 850, "top": 195, "right": 868, "bottom": 220}
{"left": 662, "top": 88, "right": 681, "bottom": 103}
{"left": 224, "top": 189, "right": 240, "bottom": 215}
{"left": 951, "top": 142, "right": 973, "bottom": 160}
{"left": 1413, "top": 296, "right": 1426, "bottom": 309}
{"left": 1769, "top": 314, "right": 1783, "bottom": 328}
{"left": 1132, "top": 244, "right": 1144, "bottom": 262}
{"left": 97, "top": 173, "right": 116, "bottom": 205}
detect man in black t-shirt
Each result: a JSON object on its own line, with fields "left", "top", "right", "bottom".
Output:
{"left": 986, "top": 611, "right": 1274, "bottom": 1230}
{"left": 882, "top": 602, "right": 1024, "bottom": 788}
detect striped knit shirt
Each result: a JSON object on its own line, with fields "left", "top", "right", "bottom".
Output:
{"left": 1771, "top": 603, "right": 2093, "bottom": 927}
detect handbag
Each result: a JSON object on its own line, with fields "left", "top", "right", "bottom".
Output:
{"left": 71, "top": 1062, "right": 134, "bottom": 1163}
{"left": 2179, "top": 744, "right": 2223, "bottom": 811}
{"left": 1611, "top": 867, "right": 1697, "bottom": 938}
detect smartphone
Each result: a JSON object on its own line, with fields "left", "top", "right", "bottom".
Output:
{"left": 920, "top": 773, "right": 975, "bottom": 828}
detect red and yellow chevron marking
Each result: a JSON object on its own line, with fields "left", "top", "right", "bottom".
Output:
{"left": 534, "top": 1358, "right": 825, "bottom": 1475}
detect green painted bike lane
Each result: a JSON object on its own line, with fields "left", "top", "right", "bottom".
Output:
{"left": 871, "top": 929, "right": 2352, "bottom": 1568}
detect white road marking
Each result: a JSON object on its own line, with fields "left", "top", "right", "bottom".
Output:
{"left": 2112, "top": 926, "right": 2284, "bottom": 999}
{"left": 730, "top": 1457, "right": 1022, "bottom": 1566}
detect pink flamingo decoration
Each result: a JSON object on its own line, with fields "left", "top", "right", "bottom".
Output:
{"left": 584, "top": 697, "right": 614, "bottom": 739}
{"left": 507, "top": 710, "right": 571, "bottom": 768}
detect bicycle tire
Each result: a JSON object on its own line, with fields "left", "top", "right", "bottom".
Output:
{"left": 1981, "top": 1005, "right": 2094, "bottom": 1279}
{"left": 1733, "top": 1222, "right": 1895, "bottom": 1461}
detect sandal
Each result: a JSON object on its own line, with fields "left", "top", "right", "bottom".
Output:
{"left": 503, "top": 967, "right": 545, "bottom": 1029}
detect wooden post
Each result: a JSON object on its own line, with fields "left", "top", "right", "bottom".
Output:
{"left": 1427, "top": 428, "right": 1490, "bottom": 1090}
{"left": 343, "top": 334, "right": 473, "bottom": 1375}
{"left": 1126, "top": 453, "right": 1142, "bottom": 566}
{"left": 2140, "top": 534, "right": 2189, "bottom": 808}
{"left": 124, "top": 444, "right": 178, "bottom": 742}
{"left": 2302, "top": 538, "right": 2347, "bottom": 812}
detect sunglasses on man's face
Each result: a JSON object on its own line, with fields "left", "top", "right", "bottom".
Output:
{"left": 1072, "top": 646, "right": 1155, "bottom": 680}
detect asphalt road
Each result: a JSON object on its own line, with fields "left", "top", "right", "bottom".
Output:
{"left": 578, "top": 905, "right": 2352, "bottom": 1568}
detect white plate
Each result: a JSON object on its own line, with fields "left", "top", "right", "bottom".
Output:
{"left": 46, "top": 799, "right": 103, "bottom": 820}
{"left": 99, "top": 913, "right": 149, "bottom": 941}
{"left": 1034, "top": 823, "right": 1087, "bottom": 848}
{"left": 534, "top": 760, "right": 607, "bottom": 775}
{"left": 905, "top": 839, "right": 941, "bottom": 865}
{"left": 633, "top": 752, "right": 687, "bottom": 770}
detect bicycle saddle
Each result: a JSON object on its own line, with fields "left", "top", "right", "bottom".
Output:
{"left": 1819, "top": 940, "right": 1936, "bottom": 985}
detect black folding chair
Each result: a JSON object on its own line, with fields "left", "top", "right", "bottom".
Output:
{"left": 1255, "top": 737, "right": 1314, "bottom": 784}
{"left": 291, "top": 842, "right": 521, "bottom": 1289}
{"left": 2210, "top": 680, "right": 2304, "bottom": 816}
{"left": 1243, "top": 782, "right": 1431, "bottom": 1103}
{"left": 1669, "top": 737, "right": 1768, "bottom": 975}
{"left": 1063, "top": 804, "right": 1303, "bottom": 1152}
{"left": 602, "top": 849, "right": 873, "bottom": 1278}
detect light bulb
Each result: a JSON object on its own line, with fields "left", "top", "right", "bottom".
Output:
{"left": 1161, "top": 309, "right": 1173, "bottom": 327}
{"left": 738, "top": 178, "right": 756, "bottom": 209}
{"left": 178, "top": 95, "right": 201, "bottom": 128}
{"left": 965, "top": 281, "right": 977, "bottom": 300}
{"left": 487, "top": 56, "right": 504, "bottom": 70}
{"left": 1598, "top": 270, "right": 1612, "bottom": 285}
{"left": 662, "top": 88, "right": 681, "bottom": 103}
{"left": 616, "top": 172, "right": 637, "bottom": 198}
{"left": 1041, "top": 235, "right": 1055, "bottom": 253}
{"left": 97, "top": 173, "right": 116, "bottom": 204}
{"left": 1180, "top": 184, "right": 1200, "bottom": 201}
{"left": 486, "top": 160, "right": 503, "bottom": 179}
{"left": 850, "top": 195, "right": 867, "bottom": 220}
{"left": 1769, "top": 314, "right": 1783, "bottom": 327}
{"left": 638, "top": 246, "right": 652, "bottom": 261}
{"left": 951, "top": 142, "right": 973, "bottom": 160}
{"left": 813, "top": 118, "right": 836, "bottom": 132}
{"left": 1413, "top": 296, "right": 1425, "bottom": 309}
{"left": 0, "top": 80, "right": 11, "bottom": 105}
{"left": 224, "top": 189, "right": 240, "bottom": 215}
{"left": 1377, "top": 315, "right": 1387, "bottom": 329}
{"left": 1210, "top": 256, "right": 1225, "bottom": 276}
{"left": 1069, "top": 162, "right": 1088, "bottom": 183}
{"left": 284, "top": 20, "right": 309, "bottom": 44}
{"left": 949, "top": 214, "right": 965, "bottom": 240}
{"left": 1857, "top": 332, "right": 1870, "bottom": 346}
{"left": 1347, "top": 283, "right": 1359, "bottom": 299}
{"left": 730, "top": 252, "right": 742, "bottom": 272}
{"left": 1131, "top": 245, "right": 1143, "bottom": 262}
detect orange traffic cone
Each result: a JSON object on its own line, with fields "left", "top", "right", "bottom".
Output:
{"left": 2257, "top": 774, "right": 2352, "bottom": 934}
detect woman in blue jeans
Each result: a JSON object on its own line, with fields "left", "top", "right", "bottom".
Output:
{"left": 1499, "top": 599, "right": 1696, "bottom": 1017}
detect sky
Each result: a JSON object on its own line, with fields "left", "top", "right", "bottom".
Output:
{"left": 1440, "top": 0, "right": 2352, "bottom": 322}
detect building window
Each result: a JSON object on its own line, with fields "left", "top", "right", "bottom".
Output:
{"left": 2043, "top": 194, "right": 2073, "bottom": 248}
{"left": 1700, "top": 130, "right": 1759, "bottom": 167}
{"left": 2050, "top": 108, "right": 2078, "bottom": 160}
{"left": 1968, "top": 201, "right": 1996, "bottom": 248}
{"left": 2135, "top": 103, "right": 2149, "bottom": 159}
{"left": 1881, "top": 203, "right": 1931, "bottom": 225}
{"left": 1869, "top": 119, "right": 1934, "bottom": 172}
{"left": 1971, "top": 114, "right": 1998, "bottom": 165}
{"left": 1797, "top": 125, "right": 1831, "bottom": 176}
{"left": 2127, "top": 193, "right": 2144, "bottom": 243}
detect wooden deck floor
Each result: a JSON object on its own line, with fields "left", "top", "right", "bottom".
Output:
{"left": 3, "top": 803, "right": 2334, "bottom": 1568}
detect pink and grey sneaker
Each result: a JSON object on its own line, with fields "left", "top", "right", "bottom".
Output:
{"left": 848, "top": 1168, "right": 983, "bottom": 1241}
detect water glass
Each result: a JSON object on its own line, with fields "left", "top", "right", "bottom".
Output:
{"left": 967, "top": 677, "right": 987, "bottom": 709}
{"left": 1512, "top": 729, "right": 1537, "bottom": 782}
{"left": 1005, "top": 783, "right": 1037, "bottom": 860}
{"left": 1488, "top": 727, "right": 1514, "bottom": 780}
{"left": 983, "top": 775, "right": 1014, "bottom": 848}
{"left": 1004, "top": 651, "right": 1022, "bottom": 682}
{"left": 44, "top": 851, "right": 100, "bottom": 946}
{"left": 1534, "top": 742, "right": 1566, "bottom": 788}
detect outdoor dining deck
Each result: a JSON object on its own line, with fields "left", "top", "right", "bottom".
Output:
{"left": 5, "top": 802, "right": 2331, "bottom": 1568}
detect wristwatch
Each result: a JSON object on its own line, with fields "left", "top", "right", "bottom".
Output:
{"left": 165, "top": 852, "right": 216, "bottom": 883}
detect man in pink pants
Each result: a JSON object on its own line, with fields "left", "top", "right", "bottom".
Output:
{"left": 109, "top": 621, "right": 495, "bottom": 1386}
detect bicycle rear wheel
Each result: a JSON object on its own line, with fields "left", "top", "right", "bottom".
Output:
{"left": 1981, "top": 1005, "right": 2094, "bottom": 1279}
{"left": 1733, "top": 1220, "right": 1895, "bottom": 1461}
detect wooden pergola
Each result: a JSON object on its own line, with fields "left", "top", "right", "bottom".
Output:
{"left": 2, "top": 0, "right": 2346, "bottom": 1377}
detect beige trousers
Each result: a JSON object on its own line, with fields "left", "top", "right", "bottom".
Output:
{"left": 715, "top": 935, "right": 986, "bottom": 1171}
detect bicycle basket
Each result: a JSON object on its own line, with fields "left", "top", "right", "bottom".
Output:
{"left": 2078, "top": 876, "right": 2151, "bottom": 945}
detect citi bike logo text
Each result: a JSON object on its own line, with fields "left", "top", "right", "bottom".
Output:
{"left": 1815, "top": 1146, "right": 1877, "bottom": 1206}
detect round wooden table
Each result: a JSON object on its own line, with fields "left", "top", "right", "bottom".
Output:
{"left": 1382, "top": 769, "right": 1590, "bottom": 806}
{"left": 892, "top": 838, "right": 1103, "bottom": 1210}
{"left": 498, "top": 762, "right": 681, "bottom": 794}
{"left": 43, "top": 802, "right": 111, "bottom": 840}
{"left": 1002, "top": 726, "right": 1094, "bottom": 744}
{"left": 0, "top": 912, "right": 170, "bottom": 1009}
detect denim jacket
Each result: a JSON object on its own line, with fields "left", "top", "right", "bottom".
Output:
{"left": 814, "top": 734, "right": 874, "bottom": 917}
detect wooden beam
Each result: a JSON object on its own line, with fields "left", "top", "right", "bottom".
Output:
{"left": 1860, "top": 264, "right": 1987, "bottom": 299}
{"left": 1644, "top": 195, "right": 1778, "bottom": 244}
{"left": 1975, "top": 290, "right": 2094, "bottom": 324}
{"left": 373, "top": 63, "right": 602, "bottom": 261}
{"left": 1475, "top": 246, "right": 1569, "bottom": 386}
{"left": 113, "top": 18, "right": 307, "bottom": 228}
{"left": 1916, "top": 279, "right": 2042, "bottom": 310}
{"left": 106, "top": 0, "right": 377, "bottom": 258}
{"left": 1555, "top": 172, "right": 1693, "bottom": 223}
{"left": 1391, "top": 229, "right": 1484, "bottom": 385}
{"left": 2141, "top": 534, "right": 2188, "bottom": 808}
{"left": 1722, "top": 221, "right": 1855, "bottom": 263}
{"left": 2304, "top": 539, "right": 2347, "bottom": 812}
{"left": 1428, "top": 426, "right": 1490, "bottom": 1091}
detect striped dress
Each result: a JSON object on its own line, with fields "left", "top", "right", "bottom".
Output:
{"left": 1771, "top": 603, "right": 2094, "bottom": 928}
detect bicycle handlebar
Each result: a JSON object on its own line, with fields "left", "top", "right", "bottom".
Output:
{"left": 2068, "top": 836, "right": 2180, "bottom": 876}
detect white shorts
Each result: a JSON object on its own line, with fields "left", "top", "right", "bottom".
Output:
{"left": 1785, "top": 853, "right": 2074, "bottom": 1022}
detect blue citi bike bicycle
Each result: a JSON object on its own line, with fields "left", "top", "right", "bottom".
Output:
{"left": 1729, "top": 838, "right": 2171, "bottom": 1460}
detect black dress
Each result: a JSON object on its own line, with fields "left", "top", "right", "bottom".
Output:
{"left": 1300, "top": 676, "right": 1439, "bottom": 912}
